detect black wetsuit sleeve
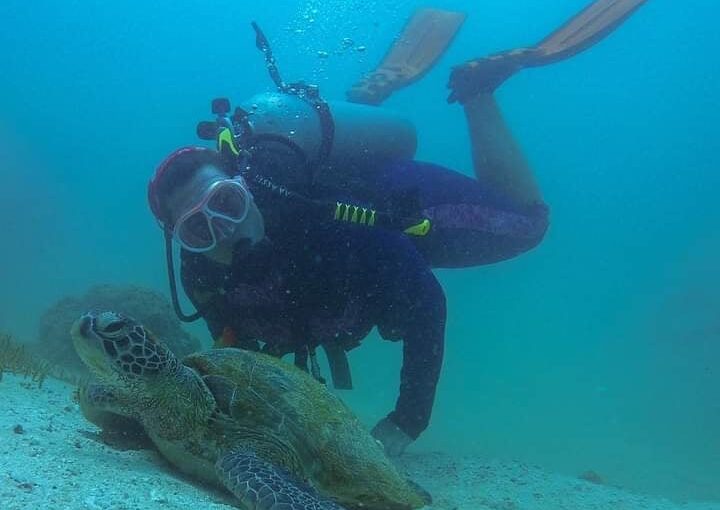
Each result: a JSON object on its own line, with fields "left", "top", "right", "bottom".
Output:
{"left": 384, "top": 265, "right": 446, "bottom": 439}
{"left": 352, "top": 230, "right": 447, "bottom": 440}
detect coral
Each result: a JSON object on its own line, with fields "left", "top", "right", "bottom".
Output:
{"left": 1, "top": 334, "right": 88, "bottom": 386}
{"left": 0, "top": 334, "right": 53, "bottom": 386}
{"left": 32, "top": 284, "right": 203, "bottom": 374}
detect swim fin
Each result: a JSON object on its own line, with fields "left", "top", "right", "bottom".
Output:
{"left": 347, "top": 8, "right": 466, "bottom": 105}
{"left": 448, "top": 0, "right": 648, "bottom": 103}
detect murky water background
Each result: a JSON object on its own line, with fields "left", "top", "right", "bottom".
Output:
{"left": 1, "top": 0, "right": 718, "bottom": 502}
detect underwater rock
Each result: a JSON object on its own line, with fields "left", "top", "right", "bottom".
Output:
{"left": 34, "top": 284, "right": 202, "bottom": 374}
{"left": 579, "top": 470, "right": 606, "bottom": 485}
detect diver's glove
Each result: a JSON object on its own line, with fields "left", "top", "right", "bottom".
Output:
{"left": 371, "top": 416, "right": 414, "bottom": 457}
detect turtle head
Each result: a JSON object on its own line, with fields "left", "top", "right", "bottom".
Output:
{"left": 71, "top": 311, "right": 178, "bottom": 382}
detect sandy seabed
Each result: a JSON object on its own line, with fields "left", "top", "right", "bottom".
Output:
{"left": 1, "top": 373, "right": 718, "bottom": 510}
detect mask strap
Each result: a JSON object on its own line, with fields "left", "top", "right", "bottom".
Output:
{"left": 164, "top": 229, "right": 202, "bottom": 322}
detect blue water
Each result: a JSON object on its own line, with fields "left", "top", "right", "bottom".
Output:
{"left": 1, "top": 0, "right": 718, "bottom": 502}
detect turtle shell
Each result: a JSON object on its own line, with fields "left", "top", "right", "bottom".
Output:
{"left": 182, "top": 347, "right": 425, "bottom": 510}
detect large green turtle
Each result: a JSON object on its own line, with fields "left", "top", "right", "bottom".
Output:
{"left": 71, "top": 310, "right": 428, "bottom": 510}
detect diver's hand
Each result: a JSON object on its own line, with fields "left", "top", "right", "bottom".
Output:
{"left": 371, "top": 416, "right": 414, "bottom": 457}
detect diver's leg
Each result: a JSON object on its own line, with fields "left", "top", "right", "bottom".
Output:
{"left": 372, "top": 161, "right": 549, "bottom": 268}
{"left": 463, "top": 93, "right": 542, "bottom": 207}
{"left": 449, "top": 0, "right": 647, "bottom": 208}
{"left": 217, "top": 449, "right": 346, "bottom": 510}
{"left": 347, "top": 8, "right": 466, "bottom": 105}
{"left": 448, "top": 0, "right": 647, "bottom": 102}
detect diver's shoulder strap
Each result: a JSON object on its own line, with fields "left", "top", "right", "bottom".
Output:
{"left": 291, "top": 342, "right": 353, "bottom": 390}
{"left": 302, "top": 92, "right": 334, "bottom": 181}
{"left": 321, "top": 342, "right": 353, "bottom": 390}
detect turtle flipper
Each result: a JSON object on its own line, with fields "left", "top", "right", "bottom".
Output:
{"left": 216, "top": 450, "right": 346, "bottom": 510}
{"left": 77, "top": 383, "right": 135, "bottom": 428}
{"left": 78, "top": 383, "right": 120, "bottom": 411}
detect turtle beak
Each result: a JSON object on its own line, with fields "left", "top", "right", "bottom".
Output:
{"left": 79, "top": 315, "right": 93, "bottom": 337}
{"left": 71, "top": 314, "right": 115, "bottom": 380}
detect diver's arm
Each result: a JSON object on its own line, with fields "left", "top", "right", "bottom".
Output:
{"left": 387, "top": 285, "right": 446, "bottom": 440}
{"left": 313, "top": 225, "right": 446, "bottom": 443}
{"left": 374, "top": 242, "right": 447, "bottom": 440}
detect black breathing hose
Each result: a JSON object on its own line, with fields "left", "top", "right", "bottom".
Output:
{"left": 164, "top": 231, "right": 202, "bottom": 322}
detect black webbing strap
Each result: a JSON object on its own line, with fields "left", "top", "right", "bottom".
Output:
{"left": 252, "top": 22, "right": 286, "bottom": 91}
{"left": 309, "top": 98, "right": 335, "bottom": 182}
{"left": 321, "top": 342, "right": 353, "bottom": 389}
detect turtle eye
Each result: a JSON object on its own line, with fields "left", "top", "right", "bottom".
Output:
{"left": 95, "top": 311, "right": 128, "bottom": 338}
{"left": 104, "top": 321, "right": 125, "bottom": 335}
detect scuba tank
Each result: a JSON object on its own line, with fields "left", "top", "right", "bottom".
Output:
{"left": 239, "top": 91, "right": 417, "bottom": 193}
{"left": 197, "top": 22, "right": 417, "bottom": 198}
{"left": 194, "top": 22, "right": 432, "bottom": 237}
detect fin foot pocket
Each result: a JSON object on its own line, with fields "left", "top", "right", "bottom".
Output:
{"left": 216, "top": 450, "right": 346, "bottom": 510}
{"left": 447, "top": 48, "right": 535, "bottom": 102}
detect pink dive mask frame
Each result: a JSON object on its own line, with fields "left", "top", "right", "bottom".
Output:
{"left": 148, "top": 146, "right": 253, "bottom": 253}
{"left": 172, "top": 177, "right": 252, "bottom": 253}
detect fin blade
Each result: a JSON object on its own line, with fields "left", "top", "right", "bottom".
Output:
{"left": 347, "top": 8, "right": 466, "bottom": 105}
{"left": 536, "top": 0, "right": 648, "bottom": 62}
{"left": 448, "top": 0, "right": 647, "bottom": 101}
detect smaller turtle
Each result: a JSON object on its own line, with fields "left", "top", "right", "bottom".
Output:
{"left": 71, "top": 311, "right": 428, "bottom": 510}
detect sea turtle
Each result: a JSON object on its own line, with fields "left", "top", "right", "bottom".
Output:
{"left": 71, "top": 310, "right": 428, "bottom": 510}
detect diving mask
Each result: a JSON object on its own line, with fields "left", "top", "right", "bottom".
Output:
{"left": 173, "top": 177, "right": 253, "bottom": 253}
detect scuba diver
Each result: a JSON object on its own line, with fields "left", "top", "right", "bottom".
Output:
{"left": 147, "top": 0, "right": 647, "bottom": 457}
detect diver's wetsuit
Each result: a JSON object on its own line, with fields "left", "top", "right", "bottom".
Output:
{"left": 345, "top": 160, "right": 549, "bottom": 268}
{"left": 181, "top": 159, "right": 549, "bottom": 438}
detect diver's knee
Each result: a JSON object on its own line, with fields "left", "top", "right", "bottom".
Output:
{"left": 525, "top": 202, "right": 550, "bottom": 251}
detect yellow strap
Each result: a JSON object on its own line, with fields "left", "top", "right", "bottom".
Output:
{"left": 404, "top": 219, "right": 431, "bottom": 236}
{"left": 217, "top": 128, "right": 240, "bottom": 156}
